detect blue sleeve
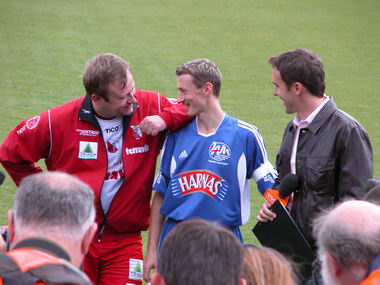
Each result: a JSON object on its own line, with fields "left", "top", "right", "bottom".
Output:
{"left": 153, "top": 133, "right": 176, "bottom": 197}
{"left": 246, "top": 128, "right": 277, "bottom": 194}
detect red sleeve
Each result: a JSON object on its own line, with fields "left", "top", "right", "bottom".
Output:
{"left": 0, "top": 111, "right": 51, "bottom": 186}
{"left": 157, "top": 95, "right": 193, "bottom": 130}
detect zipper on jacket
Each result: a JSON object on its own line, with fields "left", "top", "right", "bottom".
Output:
{"left": 99, "top": 116, "right": 131, "bottom": 228}
{"left": 97, "top": 220, "right": 106, "bottom": 242}
{"left": 96, "top": 106, "right": 136, "bottom": 242}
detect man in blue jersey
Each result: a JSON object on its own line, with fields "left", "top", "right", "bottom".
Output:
{"left": 143, "top": 59, "right": 277, "bottom": 282}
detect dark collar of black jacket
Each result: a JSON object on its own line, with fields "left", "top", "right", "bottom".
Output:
{"left": 13, "top": 237, "right": 71, "bottom": 261}
{"left": 288, "top": 97, "right": 337, "bottom": 135}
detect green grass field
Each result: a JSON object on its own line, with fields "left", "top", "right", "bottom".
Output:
{"left": 1, "top": 0, "right": 379, "bottom": 250}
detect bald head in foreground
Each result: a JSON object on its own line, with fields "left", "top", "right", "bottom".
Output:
{"left": 313, "top": 200, "right": 380, "bottom": 285}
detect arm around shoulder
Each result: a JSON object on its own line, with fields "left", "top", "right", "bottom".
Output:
{"left": 158, "top": 95, "right": 193, "bottom": 131}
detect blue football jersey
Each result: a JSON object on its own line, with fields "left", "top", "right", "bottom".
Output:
{"left": 154, "top": 114, "right": 277, "bottom": 226}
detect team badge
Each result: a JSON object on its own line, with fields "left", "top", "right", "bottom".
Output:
{"left": 16, "top": 116, "right": 40, "bottom": 135}
{"left": 130, "top": 125, "right": 142, "bottom": 140}
{"left": 26, "top": 116, "right": 40, "bottom": 129}
{"left": 106, "top": 138, "right": 120, "bottom": 153}
{"left": 209, "top": 142, "right": 231, "bottom": 162}
{"left": 78, "top": 141, "right": 98, "bottom": 159}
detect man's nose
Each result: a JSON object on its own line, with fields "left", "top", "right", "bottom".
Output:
{"left": 177, "top": 94, "right": 185, "bottom": 103}
{"left": 128, "top": 93, "right": 137, "bottom": 104}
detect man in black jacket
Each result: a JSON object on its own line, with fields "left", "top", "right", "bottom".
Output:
{"left": 257, "top": 48, "right": 373, "bottom": 283}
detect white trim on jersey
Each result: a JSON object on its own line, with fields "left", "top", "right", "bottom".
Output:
{"left": 238, "top": 120, "right": 268, "bottom": 161}
{"left": 157, "top": 92, "right": 161, "bottom": 113}
{"left": 170, "top": 156, "right": 176, "bottom": 178}
{"left": 238, "top": 153, "right": 251, "bottom": 224}
{"left": 196, "top": 114, "right": 226, "bottom": 137}
{"left": 47, "top": 110, "right": 53, "bottom": 160}
{"left": 153, "top": 135, "right": 168, "bottom": 186}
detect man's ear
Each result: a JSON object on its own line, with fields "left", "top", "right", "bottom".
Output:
{"left": 325, "top": 251, "right": 341, "bottom": 277}
{"left": 292, "top": 82, "right": 303, "bottom": 96}
{"left": 202, "top": 82, "right": 214, "bottom": 97}
{"left": 239, "top": 278, "right": 247, "bottom": 285}
{"left": 7, "top": 210, "right": 15, "bottom": 244}
{"left": 91, "top": 94, "right": 104, "bottom": 104}
{"left": 152, "top": 272, "right": 166, "bottom": 285}
{"left": 81, "top": 223, "right": 97, "bottom": 255}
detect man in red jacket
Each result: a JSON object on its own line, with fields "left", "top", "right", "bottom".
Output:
{"left": 0, "top": 53, "right": 190, "bottom": 285}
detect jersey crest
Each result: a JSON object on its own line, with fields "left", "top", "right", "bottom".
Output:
{"left": 209, "top": 141, "right": 231, "bottom": 162}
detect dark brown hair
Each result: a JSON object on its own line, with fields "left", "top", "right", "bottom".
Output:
{"left": 268, "top": 48, "right": 325, "bottom": 97}
{"left": 159, "top": 219, "right": 244, "bottom": 285}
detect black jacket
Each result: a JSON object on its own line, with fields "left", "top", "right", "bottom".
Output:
{"left": 275, "top": 99, "right": 373, "bottom": 249}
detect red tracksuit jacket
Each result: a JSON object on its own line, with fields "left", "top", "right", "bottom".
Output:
{"left": 0, "top": 91, "right": 190, "bottom": 234}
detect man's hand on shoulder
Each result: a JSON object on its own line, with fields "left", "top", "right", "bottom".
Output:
{"left": 139, "top": 115, "right": 167, "bottom": 136}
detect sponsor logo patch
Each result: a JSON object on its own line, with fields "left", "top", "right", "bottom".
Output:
{"left": 16, "top": 116, "right": 40, "bottom": 135}
{"left": 179, "top": 150, "right": 188, "bottom": 159}
{"left": 76, "top": 129, "right": 100, "bottom": 137}
{"left": 129, "top": 259, "right": 143, "bottom": 281}
{"left": 78, "top": 141, "right": 98, "bottom": 159}
{"left": 172, "top": 170, "right": 228, "bottom": 201}
{"left": 125, "top": 144, "right": 149, "bottom": 155}
{"left": 105, "top": 125, "right": 121, "bottom": 134}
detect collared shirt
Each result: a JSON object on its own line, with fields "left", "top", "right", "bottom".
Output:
{"left": 287, "top": 96, "right": 329, "bottom": 210}
{"left": 290, "top": 96, "right": 329, "bottom": 173}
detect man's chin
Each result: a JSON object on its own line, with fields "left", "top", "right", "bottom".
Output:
{"left": 185, "top": 108, "right": 193, "bottom": 116}
{"left": 122, "top": 107, "right": 134, "bottom": 116}
{"left": 285, "top": 108, "right": 296, "bottom": 115}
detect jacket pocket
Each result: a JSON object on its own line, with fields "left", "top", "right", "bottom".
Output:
{"left": 305, "top": 156, "right": 336, "bottom": 194}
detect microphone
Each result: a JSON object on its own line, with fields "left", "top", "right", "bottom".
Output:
{"left": 0, "top": 171, "right": 5, "bottom": 185}
{"left": 279, "top": 173, "right": 299, "bottom": 198}
{"left": 263, "top": 173, "right": 299, "bottom": 206}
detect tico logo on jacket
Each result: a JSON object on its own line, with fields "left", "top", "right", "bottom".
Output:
{"left": 171, "top": 170, "right": 228, "bottom": 201}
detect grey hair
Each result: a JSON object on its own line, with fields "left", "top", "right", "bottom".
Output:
{"left": 14, "top": 171, "right": 95, "bottom": 241}
{"left": 176, "top": 58, "right": 222, "bottom": 97}
{"left": 313, "top": 200, "right": 380, "bottom": 269}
